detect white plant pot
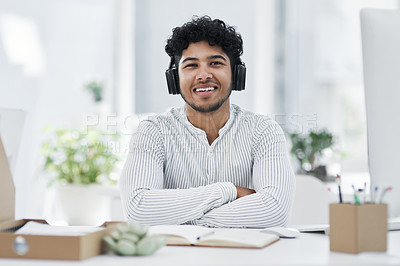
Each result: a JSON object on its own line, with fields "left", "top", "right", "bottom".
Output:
{"left": 56, "top": 184, "right": 110, "bottom": 226}
{"left": 94, "top": 102, "right": 111, "bottom": 117}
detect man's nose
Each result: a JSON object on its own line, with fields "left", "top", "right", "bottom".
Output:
{"left": 196, "top": 66, "right": 213, "bottom": 80}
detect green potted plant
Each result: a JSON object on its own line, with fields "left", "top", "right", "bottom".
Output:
{"left": 84, "top": 80, "right": 111, "bottom": 115}
{"left": 41, "top": 126, "right": 121, "bottom": 225}
{"left": 84, "top": 81, "right": 104, "bottom": 103}
{"left": 289, "top": 129, "right": 335, "bottom": 181}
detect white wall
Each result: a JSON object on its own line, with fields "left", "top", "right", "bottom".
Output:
{"left": 0, "top": 0, "right": 116, "bottom": 219}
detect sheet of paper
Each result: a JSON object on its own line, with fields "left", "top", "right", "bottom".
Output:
{"left": 15, "top": 221, "right": 104, "bottom": 236}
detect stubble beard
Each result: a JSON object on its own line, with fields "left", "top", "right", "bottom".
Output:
{"left": 181, "top": 87, "right": 232, "bottom": 113}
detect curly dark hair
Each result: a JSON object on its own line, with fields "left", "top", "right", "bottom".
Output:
{"left": 165, "top": 16, "right": 243, "bottom": 68}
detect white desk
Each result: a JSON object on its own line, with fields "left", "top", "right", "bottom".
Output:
{"left": 1, "top": 231, "right": 400, "bottom": 266}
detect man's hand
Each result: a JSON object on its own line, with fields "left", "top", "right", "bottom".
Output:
{"left": 235, "top": 186, "right": 256, "bottom": 199}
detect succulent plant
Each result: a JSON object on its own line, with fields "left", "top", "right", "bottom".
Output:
{"left": 103, "top": 222, "right": 165, "bottom": 256}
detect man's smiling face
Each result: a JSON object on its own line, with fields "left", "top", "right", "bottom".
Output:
{"left": 178, "top": 41, "right": 232, "bottom": 113}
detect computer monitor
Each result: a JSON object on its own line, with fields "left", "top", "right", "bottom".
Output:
{"left": 0, "top": 108, "right": 26, "bottom": 175}
{"left": 361, "top": 8, "right": 400, "bottom": 219}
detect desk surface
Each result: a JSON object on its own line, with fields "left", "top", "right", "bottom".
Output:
{"left": 1, "top": 231, "right": 400, "bottom": 266}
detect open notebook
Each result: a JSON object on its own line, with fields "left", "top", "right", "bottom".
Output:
{"left": 148, "top": 225, "right": 279, "bottom": 249}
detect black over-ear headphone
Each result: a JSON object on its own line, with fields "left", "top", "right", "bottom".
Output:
{"left": 165, "top": 59, "right": 246, "bottom": 95}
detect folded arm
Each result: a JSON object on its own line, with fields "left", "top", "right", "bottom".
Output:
{"left": 120, "top": 121, "right": 237, "bottom": 225}
{"left": 194, "top": 123, "right": 296, "bottom": 228}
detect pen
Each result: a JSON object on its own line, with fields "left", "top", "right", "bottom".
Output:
{"left": 373, "top": 186, "right": 379, "bottom": 203}
{"left": 363, "top": 182, "right": 367, "bottom": 203}
{"left": 357, "top": 188, "right": 364, "bottom": 204}
{"left": 196, "top": 231, "right": 215, "bottom": 241}
{"left": 352, "top": 185, "right": 360, "bottom": 205}
{"left": 337, "top": 174, "right": 343, "bottom": 203}
{"left": 379, "top": 186, "right": 393, "bottom": 204}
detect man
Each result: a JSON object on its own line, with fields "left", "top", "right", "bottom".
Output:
{"left": 120, "top": 16, "right": 295, "bottom": 228}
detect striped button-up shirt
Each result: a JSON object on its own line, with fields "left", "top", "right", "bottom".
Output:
{"left": 120, "top": 104, "right": 295, "bottom": 228}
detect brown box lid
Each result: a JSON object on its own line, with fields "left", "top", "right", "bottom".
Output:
{"left": 0, "top": 219, "right": 110, "bottom": 260}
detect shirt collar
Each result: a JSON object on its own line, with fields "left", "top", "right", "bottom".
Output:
{"left": 179, "top": 104, "right": 238, "bottom": 136}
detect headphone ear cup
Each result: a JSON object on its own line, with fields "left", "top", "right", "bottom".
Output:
{"left": 233, "top": 64, "right": 246, "bottom": 91}
{"left": 165, "top": 68, "right": 180, "bottom": 95}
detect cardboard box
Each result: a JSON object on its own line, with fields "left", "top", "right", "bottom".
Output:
{"left": 0, "top": 137, "right": 114, "bottom": 260}
{"left": 329, "top": 203, "right": 387, "bottom": 254}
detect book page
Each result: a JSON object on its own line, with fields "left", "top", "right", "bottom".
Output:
{"left": 15, "top": 221, "right": 104, "bottom": 236}
{"left": 148, "top": 225, "right": 214, "bottom": 245}
{"left": 197, "top": 229, "right": 279, "bottom": 248}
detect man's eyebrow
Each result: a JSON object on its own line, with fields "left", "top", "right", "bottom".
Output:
{"left": 181, "top": 57, "right": 199, "bottom": 64}
{"left": 208, "top": 55, "right": 227, "bottom": 61}
{"left": 181, "top": 55, "right": 227, "bottom": 64}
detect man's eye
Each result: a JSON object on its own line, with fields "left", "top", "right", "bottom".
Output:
{"left": 211, "top": 61, "right": 224, "bottom": 66}
{"left": 184, "top": 63, "right": 197, "bottom": 68}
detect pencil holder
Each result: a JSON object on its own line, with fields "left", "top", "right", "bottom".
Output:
{"left": 329, "top": 203, "right": 387, "bottom": 254}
